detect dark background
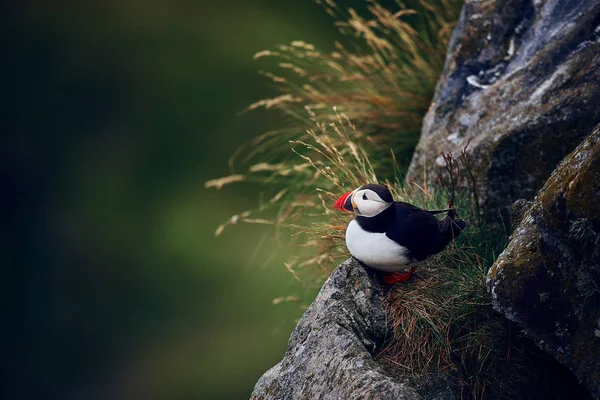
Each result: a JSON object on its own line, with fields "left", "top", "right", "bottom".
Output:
{"left": 2, "top": 1, "right": 341, "bottom": 398}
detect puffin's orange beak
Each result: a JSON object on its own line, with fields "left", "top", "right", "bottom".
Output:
{"left": 334, "top": 191, "right": 354, "bottom": 212}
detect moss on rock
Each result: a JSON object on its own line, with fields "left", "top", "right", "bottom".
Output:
{"left": 487, "top": 124, "right": 600, "bottom": 398}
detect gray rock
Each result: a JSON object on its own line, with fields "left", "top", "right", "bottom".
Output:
{"left": 510, "top": 198, "right": 533, "bottom": 231}
{"left": 251, "top": 259, "right": 455, "bottom": 400}
{"left": 406, "top": 0, "right": 600, "bottom": 220}
{"left": 487, "top": 124, "right": 600, "bottom": 398}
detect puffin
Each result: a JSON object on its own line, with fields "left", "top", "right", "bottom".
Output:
{"left": 334, "top": 183, "right": 467, "bottom": 284}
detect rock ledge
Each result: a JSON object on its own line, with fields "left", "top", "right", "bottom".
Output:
{"left": 251, "top": 259, "right": 429, "bottom": 400}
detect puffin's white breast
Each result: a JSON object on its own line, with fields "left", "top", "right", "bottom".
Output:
{"left": 345, "top": 219, "right": 414, "bottom": 272}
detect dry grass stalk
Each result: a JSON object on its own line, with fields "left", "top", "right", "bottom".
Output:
{"left": 204, "top": 174, "right": 244, "bottom": 190}
{"left": 238, "top": 0, "right": 461, "bottom": 167}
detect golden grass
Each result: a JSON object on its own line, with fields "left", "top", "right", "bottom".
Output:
{"left": 208, "top": 1, "right": 463, "bottom": 280}
{"left": 238, "top": 0, "right": 461, "bottom": 168}
{"left": 204, "top": 174, "right": 245, "bottom": 190}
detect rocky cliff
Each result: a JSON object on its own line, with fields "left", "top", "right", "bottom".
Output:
{"left": 406, "top": 0, "right": 600, "bottom": 220}
{"left": 488, "top": 124, "right": 600, "bottom": 398}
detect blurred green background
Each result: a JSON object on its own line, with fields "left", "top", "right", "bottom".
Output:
{"left": 3, "top": 1, "right": 341, "bottom": 398}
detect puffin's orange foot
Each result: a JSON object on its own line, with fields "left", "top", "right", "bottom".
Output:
{"left": 383, "top": 267, "right": 416, "bottom": 284}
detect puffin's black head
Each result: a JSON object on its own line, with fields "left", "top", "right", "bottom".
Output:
{"left": 358, "top": 184, "right": 393, "bottom": 203}
{"left": 334, "top": 183, "right": 393, "bottom": 217}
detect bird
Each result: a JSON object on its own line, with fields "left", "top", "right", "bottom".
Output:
{"left": 333, "top": 183, "right": 467, "bottom": 284}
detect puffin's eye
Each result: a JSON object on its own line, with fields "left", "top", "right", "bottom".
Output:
{"left": 362, "top": 193, "right": 368, "bottom": 200}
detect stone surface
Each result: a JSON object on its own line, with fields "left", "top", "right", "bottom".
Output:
{"left": 406, "top": 0, "right": 600, "bottom": 220}
{"left": 487, "top": 124, "right": 600, "bottom": 398}
{"left": 251, "top": 259, "right": 455, "bottom": 400}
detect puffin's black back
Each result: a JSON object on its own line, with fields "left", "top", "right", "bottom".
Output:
{"left": 385, "top": 202, "right": 442, "bottom": 261}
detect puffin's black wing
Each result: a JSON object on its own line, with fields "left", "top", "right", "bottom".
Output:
{"left": 385, "top": 202, "right": 444, "bottom": 261}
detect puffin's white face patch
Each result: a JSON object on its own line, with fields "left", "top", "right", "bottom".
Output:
{"left": 352, "top": 189, "right": 391, "bottom": 217}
